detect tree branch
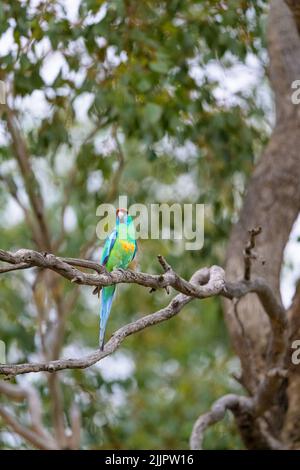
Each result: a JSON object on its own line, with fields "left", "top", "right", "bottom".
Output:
{"left": 189, "top": 392, "right": 286, "bottom": 450}
{"left": 190, "top": 394, "right": 253, "bottom": 450}
{"left": 0, "top": 291, "right": 194, "bottom": 376}
{"left": 190, "top": 276, "right": 288, "bottom": 449}
{"left": 0, "top": 241, "right": 289, "bottom": 451}
{"left": 0, "top": 407, "right": 57, "bottom": 450}
{"left": 0, "top": 249, "right": 226, "bottom": 299}
{"left": 0, "top": 247, "right": 287, "bottom": 383}
{"left": 5, "top": 107, "right": 52, "bottom": 251}
{"left": 0, "top": 380, "right": 57, "bottom": 448}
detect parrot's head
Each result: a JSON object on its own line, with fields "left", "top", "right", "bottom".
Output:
{"left": 116, "top": 208, "right": 130, "bottom": 225}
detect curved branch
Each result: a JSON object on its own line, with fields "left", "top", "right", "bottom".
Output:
{"left": 0, "top": 291, "right": 193, "bottom": 376}
{"left": 0, "top": 249, "right": 226, "bottom": 299}
{"left": 0, "top": 407, "right": 57, "bottom": 450}
{"left": 190, "top": 276, "right": 288, "bottom": 450}
{"left": 0, "top": 381, "right": 46, "bottom": 436}
{"left": 0, "top": 248, "right": 287, "bottom": 381}
{"left": 189, "top": 391, "right": 286, "bottom": 450}
{"left": 190, "top": 394, "right": 253, "bottom": 450}
{"left": 0, "top": 381, "right": 58, "bottom": 449}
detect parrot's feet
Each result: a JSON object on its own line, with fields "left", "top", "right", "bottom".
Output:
{"left": 92, "top": 286, "right": 102, "bottom": 298}
{"left": 116, "top": 267, "right": 126, "bottom": 274}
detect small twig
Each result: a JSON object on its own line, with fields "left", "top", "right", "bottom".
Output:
{"left": 157, "top": 255, "right": 172, "bottom": 272}
{"left": 0, "top": 263, "right": 31, "bottom": 274}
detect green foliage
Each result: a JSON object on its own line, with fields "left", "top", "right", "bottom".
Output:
{"left": 0, "top": 0, "right": 269, "bottom": 449}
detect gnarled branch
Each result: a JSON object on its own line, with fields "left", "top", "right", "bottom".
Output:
{"left": 0, "top": 248, "right": 286, "bottom": 383}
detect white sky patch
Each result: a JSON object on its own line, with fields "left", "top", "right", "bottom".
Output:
{"left": 15, "top": 90, "right": 51, "bottom": 123}
{"left": 63, "top": 0, "right": 81, "bottom": 22}
{"left": 281, "top": 215, "right": 300, "bottom": 308}
{"left": 96, "top": 352, "right": 135, "bottom": 382}
{"left": 62, "top": 343, "right": 94, "bottom": 358}
{"left": 96, "top": 383, "right": 129, "bottom": 413}
{"left": 25, "top": 0, "right": 44, "bottom": 9}
{"left": 0, "top": 27, "right": 15, "bottom": 56}
{"left": 0, "top": 122, "right": 9, "bottom": 146}
{"left": 91, "top": 246, "right": 103, "bottom": 264}
{"left": 173, "top": 141, "right": 198, "bottom": 162}
{"left": 0, "top": 431, "right": 23, "bottom": 449}
{"left": 34, "top": 36, "right": 51, "bottom": 60}
{"left": 2, "top": 199, "right": 24, "bottom": 227}
{"left": 157, "top": 137, "right": 198, "bottom": 163}
{"left": 54, "top": 146, "right": 76, "bottom": 176}
{"left": 40, "top": 51, "right": 68, "bottom": 85}
{"left": 94, "top": 132, "right": 117, "bottom": 156}
{"left": 7, "top": 340, "right": 25, "bottom": 364}
{"left": 84, "top": 3, "right": 108, "bottom": 26}
{"left": 173, "top": 173, "right": 199, "bottom": 200}
{"left": 95, "top": 36, "right": 107, "bottom": 49}
{"left": 106, "top": 46, "right": 128, "bottom": 68}
{"left": 67, "top": 67, "right": 87, "bottom": 88}
{"left": 87, "top": 170, "right": 103, "bottom": 193}
{"left": 32, "top": 158, "right": 59, "bottom": 207}
{"left": 73, "top": 92, "right": 95, "bottom": 122}
{"left": 151, "top": 173, "right": 199, "bottom": 202}
{"left": 189, "top": 53, "right": 265, "bottom": 107}
{"left": 64, "top": 205, "right": 77, "bottom": 232}
{"left": 14, "top": 371, "right": 45, "bottom": 388}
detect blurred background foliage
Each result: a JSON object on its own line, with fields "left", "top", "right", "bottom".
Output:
{"left": 0, "top": 0, "right": 270, "bottom": 449}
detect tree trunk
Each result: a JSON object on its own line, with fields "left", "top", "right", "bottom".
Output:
{"left": 223, "top": 0, "right": 300, "bottom": 449}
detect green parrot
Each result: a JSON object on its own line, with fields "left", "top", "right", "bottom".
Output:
{"left": 99, "top": 208, "right": 137, "bottom": 350}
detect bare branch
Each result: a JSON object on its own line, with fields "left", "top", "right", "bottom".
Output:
{"left": 189, "top": 392, "right": 286, "bottom": 450}
{"left": 5, "top": 107, "right": 52, "bottom": 250}
{"left": 0, "top": 263, "right": 31, "bottom": 274}
{"left": 0, "top": 380, "right": 57, "bottom": 448}
{"left": 190, "top": 394, "right": 253, "bottom": 450}
{"left": 190, "top": 274, "right": 288, "bottom": 449}
{"left": 0, "top": 249, "right": 226, "bottom": 299}
{"left": 0, "top": 247, "right": 287, "bottom": 383}
{"left": 0, "top": 407, "right": 57, "bottom": 450}
{"left": 0, "top": 240, "right": 289, "bottom": 450}
{"left": 0, "top": 291, "right": 194, "bottom": 376}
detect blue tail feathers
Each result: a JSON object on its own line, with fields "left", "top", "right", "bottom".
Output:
{"left": 99, "top": 285, "right": 116, "bottom": 350}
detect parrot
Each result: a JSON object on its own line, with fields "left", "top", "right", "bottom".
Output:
{"left": 99, "top": 208, "right": 137, "bottom": 350}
